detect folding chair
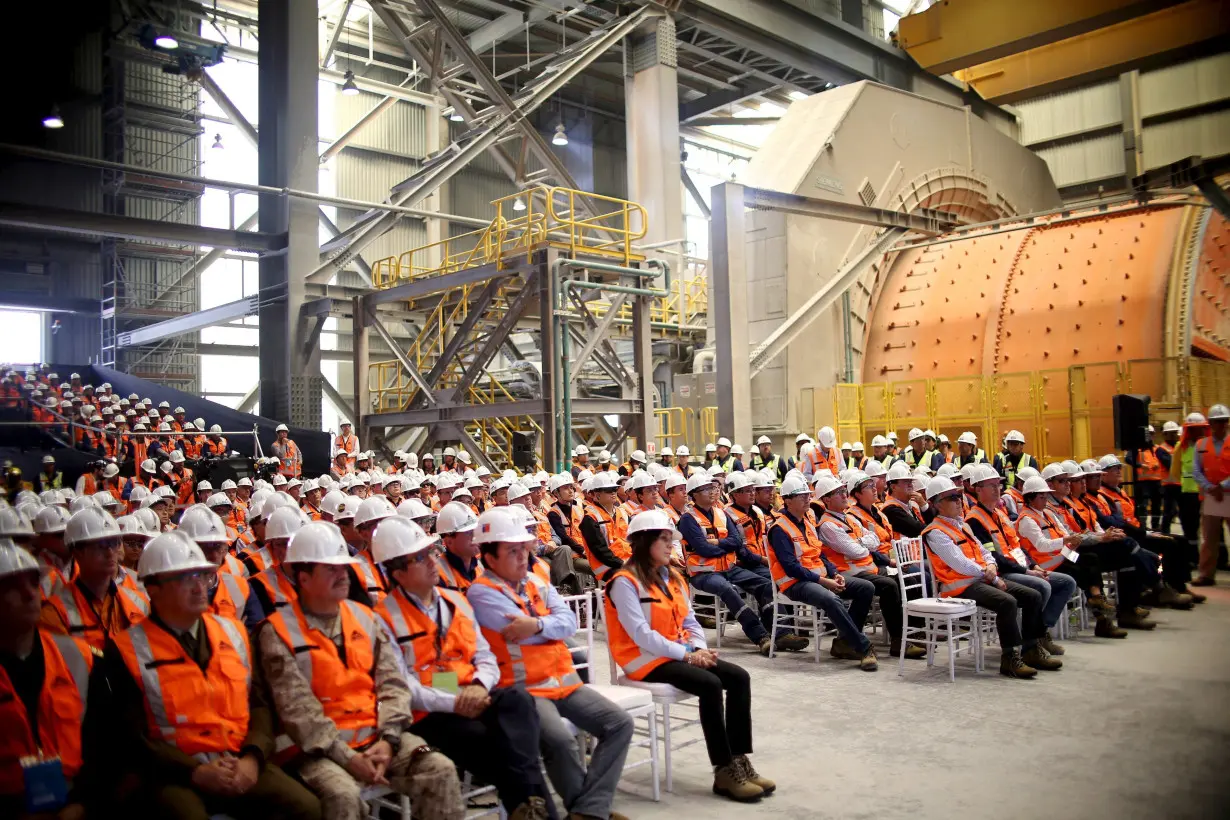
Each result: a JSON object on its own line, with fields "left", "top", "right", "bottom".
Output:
{"left": 687, "top": 586, "right": 728, "bottom": 647}
{"left": 767, "top": 588, "right": 828, "bottom": 662}
{"left": 897, "top": 537, "right": 981, "bottom": 681}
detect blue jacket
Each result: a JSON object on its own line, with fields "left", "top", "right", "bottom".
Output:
{"left": 767, "top": 509, "right": 837, "bottom": 585}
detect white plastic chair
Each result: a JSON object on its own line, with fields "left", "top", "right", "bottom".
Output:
{"left": 564, "top": 589, "right": 661, "bottom": 801}
{"left": 767, "top": 588, "right": 828, "bottom": 662}
{"left": 601, "top": 587, "right": 704, "bottom": 794}
{"left": 688, "top": 586, "right": 729, "bottom": 647}
{"left": 897, "top": 537, "right": 981, "bottom": 681}
{"left": 363, "top": 785, "right": 409, "bottom": 819}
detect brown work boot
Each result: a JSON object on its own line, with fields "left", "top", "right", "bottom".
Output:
{"left": 1087, "top": 594, "right": 1117, "bottom": 616}
{"left": 1094, "top": 616, "right": 1128, "bottom": 638}
{"left": 610, "top": 813, "right": 631, "bottom": 820}
{"left": 1158, "top": 585, "right": 1194, "bottom": 610}
{"left": 1022, "top": 645, "right": 1063, "bottom": 671}
{"left": 890, "top": 642, "right": 927, "bottom": 659}
{"left": 1000, "top": 650, "right": 1037, "bottom": 679}
{"left": 734, "top": 755, "right": 776, "bottom": 795}
{"left": 757, "top": 637, "right": 774, "bottom": 657}
{"left": 696, "top": 614, "right": 718, "bottom": 628}
{"left": 712, "top": 762, "right": 764, "bottom": 802}
{"left": 859, "top": 647, "right": 879, "bottom": 671}
{"left": 829, "top": 637, "right": 863, "bottom": 660}
{"left": 1139, "top": 587, "right": 1158, "bottom": 607}
{"left": 1190, "top": 576, "right": 1216, "bottom": 587}
{"left": 1119, "top": 612, "right": 1157, "bottom": 630}
{"left": 510, "top": 797, "right": 549, "bottom": 820}
{"left": 774, "top": 633, "right": 810, "bottom": 652}
{"left": 1189, "top": 590, "right": 1208, "bottom": 604}
{"left": 1038, "top": 632, "right": 1065, "bottom": 656}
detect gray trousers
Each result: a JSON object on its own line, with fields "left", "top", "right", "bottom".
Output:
{"left": 535, "top": 686, "right": 634, "bottom": 817}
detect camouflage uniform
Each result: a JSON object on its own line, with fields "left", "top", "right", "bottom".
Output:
{"left": 258, "top": 609, "right": 462, "bottom": 820}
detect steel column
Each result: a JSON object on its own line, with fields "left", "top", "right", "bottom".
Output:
{"left": 258, "top": 0, "right": 322, "bottom": 428}
{"left": 625, "top": 15, "right": 684, "bottom": 246}
{"left": 710, "top": 182, "right": 752, "bottom": 446}
{"left": 631, "top": 293, "right": 655, "bottom": 453}
{"left": 353, "top": 295, "right": 370, "bottom": 446}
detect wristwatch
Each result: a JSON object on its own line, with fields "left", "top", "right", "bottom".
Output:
{"left": 536, "top": 617, "right": 544, "bottom": 634}
{"left": 381, "top": 732, "right": 402, "bottom": 754}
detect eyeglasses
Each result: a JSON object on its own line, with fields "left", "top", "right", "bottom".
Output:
{"left": 80, "top": 540, "right": 122, "bottom": 554}
{"left": 408, "top": 545, "right": 443, "bottom": 565}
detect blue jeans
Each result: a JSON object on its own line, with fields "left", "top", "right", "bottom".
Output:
{"left": 783, "top": 576, "right": 874, "bottom": 653}
{"left": 1009, "top": 571, "right": 1078, "bottom": 630}
{"left": 690, "top": 564, "right": 776, "bottom": 643}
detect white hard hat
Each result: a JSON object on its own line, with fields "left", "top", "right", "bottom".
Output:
{"left": 473, "top": 507, "right": 534, "bottom": 545}
{"left": 663, "top": 472, "right": 688, "bottom": 492}
{"left": 33, "top": 506, "right": 71, "bottom": 534}
{"left": 627, "top": 508, "right": 679, "bottom": 537}
{"left": 317, "top": 489, "right": 349, "bottom": 520}
{"left": 142, "top": 493, "right": 170, "bottom": 510}
{"left": 705, "top": 443, "right": 717, "bottom": 453}
{"left": 205, "top": 492, "right": 233, "bottom": 510}
{"left": 42, "top": 454, "right": 55, "bottom": 465}
{"left": 196, "top": 480, "right": 213, "bottom": 493}
{"left": 752, "top": 470, "right": 776, "bottom": 489}
{"left": 1004, "top": 430, "right": 1025, "bottom": 444}
{"left": 355, "top": 496, "right": 398, "bottom": 528}
{"left": 68, "top": 496, "right": 99, "bottom": 514}
{"left": 141, "top": 459, "right": 157, "bottom": 473}
{"left": 474, "top": 465, "right": 492, "bottom": 478}
{"left": 574, "top": 445, "right": 590, "bottom": 456}
{"left": 925, "top": 476, "right": 959, "bottom": 500}
{"left": 275, "top": 423, "right": 289, "bottom": 432}
{"left": 115, "top": 514, "right": 152, "bottom": 540}
{"left": 957, "top": 431, "right": 978, "bottom": 445}
{"left": 936, "top": 463, "right": 960, "bottom": 479}
{"left": 726, "top": 472, "right": 753, "bottom": 492}
{"left": 219, "top": 479, "right": 237, "bottom": 491}
{"left": 128, "top": 486, "right": 151, "bottom": 506}
{"left": 1210, "top": 404, "right": 1230, "bottom": 421}
{"left": 812, "top": 474, "right": 844, "bottom": 497}
{"left": 756, "top": 435, "right": 772, "bottom": 446}
{"left": 1022, "top": 476, "right": 1052, "bottom": 495}
{"left": 436, "top": 501, "right": 479, "bottom": 535}
{"left": 456, "top": 452, "right": 472, "bottom": 465}
{"left": 863, "top": 459, "right": 886, "bottom": 478}
{"left": 1186, "top": 412, "right": 1208, "bottom": 425}
{"left": 463, "top": 477, "right": 485, "bottom": 491}
{"left": 272, "top": 474, "right": 288, "bottom": 487}
{"left": 871, "top": 435, "right": 889, "bottom": 448}
{"left": 676, "top": 445, "right": 690, "bottom": 457}
{"left": 174, "top": 406, "right": 184, "bottom": 414}
{"left": 39, "top": 490, "right": 64, "bottom": 508}
{"left": 210, "top": 424, "right": 222, "bottom": 434}
{"left": 1079, "top": 459, "right": 1103, "bottom": 475}
{"left": 971, "top": 464, "right": 1001, "bottom": 484}
{"left": 133, "top": 508, "right": 161, "bottom": 533}
{"left": 371, "top": 516, "right": 440, "bottom": 564}
{"left": 779, "top": 474, "right": 809, "bottom": 497}
{"left": 731, "top": 444, "right": 744, "bottom": 456}
{"left": 1041, "top": 463, "right": 1070, "bottom": 481}
{"left": 1061, "top": 460, "right": 1083, "bottom": 476}
{"left": 1162, "top": 420, "right": 1181, "bottom": 433}
{"left": 845, "top": 470, "right": 873, "bottom": 495}
{"left": 685, "top": 472, "right": 714, "bottom": 494}
{"left": 959, "top": 463, "right": 981, "bottom": 482}
{"left": 443, "top": 447, "right": 457, "bottom": 457}
{"left": 717, "top": 436, "right": 732, "bottom": 448}
{"left": 65, "top": 507, "right": 121, "bottom": 546}
{"left": 1098, "top": 454, "right": 1124, "bottom": 470}
{"left": 886, "top": 432, "right": 899, "bottom": 442}
{"left": 266, "top": 506, "right": 311, "bottom": 541}
{"left": 159, "top": 462, "right": 174, "bottom": 475}
{"left": 922, "top": 429, "right": 937, "bottom": 440}
{"left": 908, "top": 427, "right": 924, "bottom": 441}
{"left": 598, "top": 450, "right": 612, "bottom": 464}
{"left": 397, "top": 498, "right": 434, "bottom": 520}
{"left": 707, "top": 463, "right": 726, "bottom": 476}
{"left": 507, "top": 482, "right": 530, "bottom": 503}
{"left": 158, "top": 422, "right": 172, "bottom": 432}
{"left": 817, "top": 427, "right": 837, "bottom": 448}
{"left": 1015, "top": 466, "right": 1040, "bottom": 483}
{"left": 169, "top": 450, "right": 185, "bottom": 464}
{"left": 285, "top": 521, "right": 355, "bottom": 565}
{"left": 626, "top": 471, "right": 658, "bottom": 492}
{"left": 841, "top": 442, "right": 852, "bottom": 450}
{"left": 0, "top": 540, "right": 39, "bottom": 580}
{"left": 177, "top": 505, "right": 230, "bottom": 544}
{"left": 130, "top": 532, "right": 209, "bottom": 581}
{"left": 629, "top": 449, "right": 647, "bottom": 463}
{"left": 547, "top": 472, "right": 575, "bottom": 492}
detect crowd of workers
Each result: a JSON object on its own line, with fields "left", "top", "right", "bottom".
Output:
{"left": 2, "top": 364, "right": 1228, "bottom": 820}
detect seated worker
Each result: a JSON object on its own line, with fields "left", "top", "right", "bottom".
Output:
{"left": 725, "top": 472, "right": 769, "bottom": 561}
{"left": 1042, "top": 463, "right": 1153, "bottom": 631}
{"left": 372, "top": 517, "right": 551, "bottom": 820}
{"left": 963, "top": 464, "right": 1071, "bottom": 658}
{"left": 257, "top": 522, "right": 463, "bottom": 820}
{"left": 545, "top": 473, "right": 593, "bottom": 575}
{"left": 244, "top": 506, "right": 312, "bottom": 626}
{"left": 678, "top": 473, "right": 808, "bottom": 656}
{"left": 467, "top": 507, "right": 633, "bottom": 820}
{"left": 351, "top": 497, "right": 397, "bottom": 607}
{"left": 42, "top": 507, "right": 149, "bottom": 651}
{"left": 434, "top": 501, "right": 483, "bottom": 592}
{"left": 879, "top": 462, "right": 930, "bottom": 538}
{"left": 620, "top": 470, "right": 661, "bottom": 518}
{"left": 767, "top": 475, "right": 879, "bottom": 670}
{"left": 1002, "top": 466, "right": 1041, "bottom": 521}
{"left": 813, "top": 473, "right": 923, "bottom": 661}
{"left": 1093, "top": 455, "right": 1203, "bottom": 607}
{"left": 578, "top": 471, "right": 632, "bottom": 584}
{"left": 606, "top": 509, "right": 774, "bottom": 804}
{"left": 1016, "top": 476, "right": 1126, "bottom": 639}
{"left": 177, "top": 505, "right": 251, "bottom": 622}
{"left": 922, "top": 476, "right": 1054, "bottom": 679}
{"left": 102, "top": 532, "right": 320, "bottom": 820}
{"left": 0, "top": 542, "right": 99, "bottom": 819}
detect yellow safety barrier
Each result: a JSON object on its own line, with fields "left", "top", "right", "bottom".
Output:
{"left": 699, "top": 406, "right": 718, "bottom": 451}
{"left": 654, "top": 408, "right": 685, "bottom": 451}
{"left": 822, "top": 356, "right": 1228, "bottom": 465}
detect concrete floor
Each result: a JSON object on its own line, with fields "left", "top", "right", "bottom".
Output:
{"left": 596, "top": 571, "right": 1230, "bottom": 820}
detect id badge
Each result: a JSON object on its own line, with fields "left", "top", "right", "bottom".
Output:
{"left": 22, "top": 756, "right": 68, "bottom": 813}
{"left": 433, "top": 670, "right": 460, "bottom": 693}
{"left": 1061, "top": 545, "right": 1080, "bottom": 563}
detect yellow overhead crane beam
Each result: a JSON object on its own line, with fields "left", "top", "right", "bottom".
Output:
{"left": 952, "top": 0, "right": 1230, "bottom": 104}
{"left": 897, "top": 0, "right": 1184, "bottom": 76}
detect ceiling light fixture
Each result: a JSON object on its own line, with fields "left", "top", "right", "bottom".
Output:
{"left": 448, "top": 109, "right": 465, "bottom": 122}
{"left": 42, "top": 105, "right": 64, "bottom": 129}
{"left": 552, "top": 123, "right": 568, "bottom": 146}
{"left": 513, "top": 196, "right": 526, "bottom": 212}
{"left": 154, "top": 33, "right": 179, "bottom": 49}
{"left": 341, "top": 70, "right": 360, "bottom": 95}
{"left": 211, "top": 133, "right": 224, "bottom": 149}
{"left": 788, "top": 90, "right": 808, "bottom": 101}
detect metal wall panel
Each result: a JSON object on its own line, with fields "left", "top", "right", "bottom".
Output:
{"left": 1016, "top": 80, "right": 1120, "bottom": 145}
{"left": 1143, "top": 110, "right": 1230, "bottom": 169}
{"left": 1140, "top": 53, "right": 1230, "bottom": 118}
{"left": 332, "top": 91, "right": 429, "bottom": 158}
{"left": 1034, "top": 134, "right": 1124, "bottom": 188}
{"left": 336, "top": 152, "right": 419, "bottom": 203}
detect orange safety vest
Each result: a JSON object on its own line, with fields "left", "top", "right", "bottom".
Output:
{"left": 250, "top": 567, "right": 297, "bottom": 614}
{"left": 1016, "top": 506, "right": 1067, "bottom": 570}
{"left": 435, "top": 553, "right": 482, "bottom": 593}
{"left": 529, "top": 555, "right": 551, "bottom": 585}
{"left": 375, "top": 587, "right": 478, "bottom": 721}
{"left": 79, "top": 473, "right": 98, "bottom": 497}
{"left": 846, "top": 504, "right": 894, "bottom": 557}
{"left": 881, "top": 496, "right": 925, "bottom": 539}
{"left": 276, "top": 440, "right": 301, "bottom": 478}
{"left": 175, "top": 469, "right": 195, "bottom": 507}
{"left": 727, "top": 504, "right": 767, "bottom": 558}
{"left": 553, "top": 500, "right": 584, "bottom": 544}
{"left": 581, "top": 502, "right": 631, "bottom": 583}
{"left": 1158, "top": 442, "right": 1179, "bottom": 486}
{"left": 684, "top": 505, "right": 735, "bottom": 575}
{"left": 922, "top": 517, "right": 987, "bottom": 598}
{"left": 334, "top": 433, "right": 357, "bottom": 466}
{"left": 353, "top": 551, "right": 387, "bottom": 606}
{"left": 816, "top": 510, "right": 877, "bottom": 574}
{"left": 44, "top": 577, "right": 149, "bottom": 652}
{"left": 532, "top": 508, "right": 553, "bottom": 548}
{"left": 471, "top": 574, "right": 582, "bottom": 700}
{"left": 241, "top": 545, "right": 273, "bottom": 576}
{"left": 1065, "top": 496, "right": 1099, "bottom": 532}
{"left": 113, "top": 615, "right": 250, "bottom": 761}
{"left": 766, "top": 511, "right": 828, "bottom": 592}
{"left": 804, "top": 445, "right": 840, "bottom": 477}
{"left": 966, "top": 503, "right": 1027, "bottom": 567}
{"left": 210, "top": 571, "right": 250, "bottom": 621}
{"left": 1097, "top": 485, "right": 1137, "bottom": 527}
{"left": 267, "top": 600, "right": 379, "bottom": 758}
{"left": 1196, "top": 435, "right": 1230, "bottom": 487}
{"left": 1136, "top": 447, "right": 1168, "bottom": 482}
{"left": 0, "top": 631, "right": 92, "bottom": 795}
{"left": 604, "top": 568, "right": 690, "bottom": 680}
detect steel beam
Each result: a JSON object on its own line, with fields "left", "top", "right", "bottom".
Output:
{"left": 366, "top": 308, "right": 439, "bottom": 406}
{"left": 748, "top": 227, "right": 906, "bottom": 378}
{"left": 322, "top": 378, "right": 357, "bottom": 425}
{"left": 679, "top": 79, "right": 777, "bottom": 120}
{"left": 569, "top": 293, "right": 629, "bottom": 385}
{"left": 681, "top": 169, "right": 711, "bottom": 219}
{"left": 709, "top": 182, "right": 752, "bottom": 448}
{"left": 898, "top": 0, "right": 1181, "bottom": 75}
{"left": 0, "top": 292, "right": 100, "bottom": 315}
{"left": 954, "top": 0, "right": 1230, "bottom": 104}
{"left": 363, "top": 261, "right": 527, "bottom": 306}
{"left": 236, "top": 383, "right": 260, "bottom": 413}
{"left": 452, "top": 271, "right": 539, "bottom": 398}
{"left": 366, "top": 399, "right": 548, "bottom": 427}
{"left": 742, "top": 186, "right": 955, "bottom": 234}
{"left": 321, "top": 0, "right": 356, "bottom": 68}
{"left": 0, "top": 202, "right": 285, "bottom": 252}
{"left": 319, "top": 95, "right": 400, "bottom": 163}
{"left": 198, "top": 343, "right": 353, "bottom": 361}
{"left": 117, "top": 295, "right": 258, "bottom": 348}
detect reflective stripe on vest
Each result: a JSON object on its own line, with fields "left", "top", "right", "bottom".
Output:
{"left": 472, "top": 574, "right": 582, "bottom": 700}
{"left": 922, "top": 518, "right": 985, "bottom": 597}
{"left": 766, "top": 512, "right": 826, "bottom": 592}
{"left": 817, "top": 510, "right": 877, "bottom": 573}
{"left": 51, "top": 577, "right": 148, "bottom": 651}
{"left": 1158, "top": 442, "right": 1179, "bottom": 485}
{"left": 435, "top": 554, "right": 481, "bottom": 592}
{"left": 213, "top": 571, "right": 249, "bottom": 620}
{"left": 353, "top": 552, "right": 386, "bottom": 605}
{"left": 377, "top": 587, "right": 478, "bottom": 720}
{"left": 1003, "top": 454, "right": 1033, "bottom": 488}
{"left": 1016, "top": 507, "right": 1066, "bottom": 571}
{"left": 684, "top": 505, "right": 734, "bottom": 574}
{"left": 603, "top": 569, "right": 689, "bottom": 680}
